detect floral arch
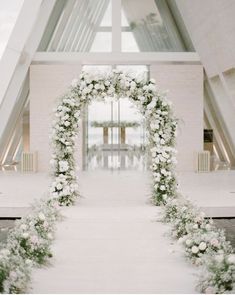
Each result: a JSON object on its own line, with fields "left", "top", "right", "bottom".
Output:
{"left": 0, "top": 70, "right": 234, "bottom": 293}
{"left": 50, "top": 69, "right": 178, "bottom": 206}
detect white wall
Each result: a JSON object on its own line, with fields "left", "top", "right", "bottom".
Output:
{"left": 30, "top": 64, "right": 82, "bottom": 172}
{"left": 30, "top": 63, "right": 203, "bottom": 172}
{"left": 176, "top": 0, "right": 235, "bottom": 161}
{"left": 150, "top": 64, "right": 203, "bottom": 171}
{"left": 176, "top": 0, "right": 235, "bottom": 78}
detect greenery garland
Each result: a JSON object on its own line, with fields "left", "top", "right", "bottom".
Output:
{"left": 0, "top": 69, "right": 234, "bottom": 293}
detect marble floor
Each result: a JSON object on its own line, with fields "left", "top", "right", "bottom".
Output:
{"left": 0, "top": 170, "right": 235, "bottom": 217}
{"left": 30, "top": 171, "right": 198, "bottom": 294}
{"left": 178, "top": 170, "right": 235, "bottom": 217}
{"left": 1, "top": 169, "right": 235, "bottom": 292}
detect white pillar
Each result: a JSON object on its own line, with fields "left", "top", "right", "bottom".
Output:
{"left": 150, "top": 64, "right": 203, "bottom": 171}
{"left": 30, "top": 64, "right": 82, "bottom": 172}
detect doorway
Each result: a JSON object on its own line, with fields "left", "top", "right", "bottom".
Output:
{"left": 86, "top": 96, "right": 147, "bottom": 171}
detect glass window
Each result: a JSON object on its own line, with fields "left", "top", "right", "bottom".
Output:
{"left": 90, "top": 32, "right": 112, "bottom": 52}
{"left": 121, "top": 32, "right": 139, "bottom": 52}
{"left": 121, "top": 0, "right": 186, "bottom": 52}
{"left": 100, "top": 1, "right": 112, "bottom": 27}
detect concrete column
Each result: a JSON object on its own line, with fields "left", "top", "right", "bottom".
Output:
{"left": 150, "top": 64, "right": 203, "bottom": 171}
{"left": 30, "top": 64, "right": 82, "bottom": 172}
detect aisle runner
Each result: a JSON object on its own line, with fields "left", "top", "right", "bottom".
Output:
{"left": 31, "top": 171, "right": 198, "bottom": 293}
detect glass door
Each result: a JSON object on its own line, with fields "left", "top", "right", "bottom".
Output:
{"left": 86, "top": 97, "right": 147, "bottom": 171}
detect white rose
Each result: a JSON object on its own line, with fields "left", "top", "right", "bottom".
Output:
{"left": 205, "top": 224, "right": 211, "bottom": 231}
{"left": 199, "top": 242, "right": 207, "bottom": 251}
{"left": 56, "top": 183, "right": 63, "bottom": 190}
{"left": 22, "top": 232, "right": 29, "bottom": 239}
{"left": 130, "top": 81, "right": 136, "bottom": 88}
{"left": 20, "top": 224, "right": 27, "bottom": 231}
{"left": 210, "top": 238, "right": 219, "bottom": 248}
{"left": 148, "top": 84, "right": 156, "bottom": 92}
{"left": 185, "top": 239, "right": 192, "bottom": 247}
{"left": 30, "top": 235, "right": 39, "bottom": 244}
{"left": 147, "top": 100, "right": 156, "bottom": 110}
{"left": 9, "top": 271, "right": 17, "bottom": 279}
{"left": 191, "top": 246, "right": 199, "bottom": 254}
{"left": 227, "top": 254, "right": 235, "bottom": 264}
{"left": 161, "top": 169, "right": 167, "bottom": 175}
{"left": 74, "top": 111, "right": 80, "bottom": 119}
{"left": 25, "top": 259, "right": 32, "bottom": 265}
{"left": 83, "top": 87, "right": 91, "bottom": 94}
{"left": 59, "top": 160, "right": 69, "bottom": 172}
{"left": 38, "top": 212, "right": 46, "bottom": 221}
{"left": 205, "top": 287, "right": 215, "bottom": 294}
{"left": 160, "top": 185, "right": 166, "bottom": 191}
{"left": 0, "top": 249, "right": 10, "bottom": 256}
{"left": 107, "top": 86, "right": 115, "bottom": 94}
{"left": 215, "top": 254, "right": 224, "bottom": 263}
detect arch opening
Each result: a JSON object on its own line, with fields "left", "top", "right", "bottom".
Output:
{"left": 50, "top": 69, "right": 177, "bottom": 206}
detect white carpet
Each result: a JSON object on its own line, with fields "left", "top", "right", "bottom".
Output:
{"left": 30, "top": 171, "right": 198, "bottom": 293}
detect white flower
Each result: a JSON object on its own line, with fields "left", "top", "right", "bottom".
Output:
{"left": 56, "top": 183, "right": 63, "bottom": 190}
{"left": 160, "top": 185, "right": 166, "bottom": 191}
{"left": 82, "top": 87, "right": 91, "bottom": 94}
{"left": 199, "top": 242, "right": 207, "bottom": 251}
{"left": 107, "top": 86, "right": 115, "bottom": 94}
{"left": 25, "top": 259, "right": 32, "bottom": 265}
{"left": 20, "top": 224, "right": 27, "bottom": 231}
{"left": 38, "top": 212, "right": 46, "bottom": 221}
{"left": 74, "top": 111, "right": 80, "bottom": 119}
{"left": 64, "top": 121, "right": 70, "bottom": 127}
{"left": 192, "top": 224, "right": 198, "bottom": 229}
{"left": 130, "top": 81, "right": 136, "bottom": 88}
{"left": 0, "top": 249, "right": 10, "bottom": 256}
{"left": 22, "top": 232, "right": 29, "bottom": 239}
{"left": 205, "top": 287, "right": 215, "bottom": 294}
{"left": 185, "top": 239, "right": 193, "bottom": 247}
{"left": 205, "top": 224, "right": 211, "bottom": 231}
{"left": 191, "top": 246, "right": 199, "bottom": 254}
{"left": 9, "top": 271, "right": 17, "bottom": 279}
{"left": 30, "top": 235, "right": 39, "bottom": 244}
{"left": 59, "top": 160, "right": 69, "bottom": 172}
{"left": 147, "top": 100, "right": 156, "bottom": 110}
{"left": 210, "top": 238, "right": 219, "bottom": 248}
{"left": 227, "top": 254, "right": 235, "bottom": 264}
{"left": 215, "top": 254, "right": 224, "bottom": 263}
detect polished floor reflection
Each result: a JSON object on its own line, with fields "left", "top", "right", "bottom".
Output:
{"left": 86, "top": 145, "right": 148, "bottom": 171}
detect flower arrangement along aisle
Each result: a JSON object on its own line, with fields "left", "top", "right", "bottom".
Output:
{"left": 49, "top": 69, "right": 234, "bottom": 293}
{"left": 0, "top": 198, "right": 60, "bottom": 293}
{"left": 0, "top": 69, "right": 234, "bottom": 293}
{"left": 163, "top": 196, "right": 235, "bottom": 293}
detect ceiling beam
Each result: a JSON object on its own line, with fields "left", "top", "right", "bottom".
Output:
{"left": 33, "top": 51, "right": 201, "bottom": 65}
